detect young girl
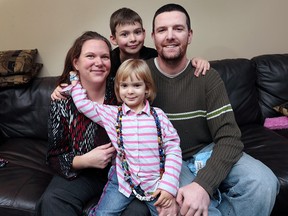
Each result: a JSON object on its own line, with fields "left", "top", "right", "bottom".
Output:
{"left": 66, "top": 59, "right": 182, "bottom": 216}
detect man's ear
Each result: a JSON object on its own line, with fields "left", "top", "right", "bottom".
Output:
{"left": 188, "top": 29, "right": 193, "bottom": 44}
{"left": 110, "top": 35, "right": 118, "bottom": 46}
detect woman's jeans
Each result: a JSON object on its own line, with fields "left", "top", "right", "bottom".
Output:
{"left": 90, "top": 166, "right": 158, "bottom": 216}
{"left": 180, "top": 151, "right": 280, "bottom": 216}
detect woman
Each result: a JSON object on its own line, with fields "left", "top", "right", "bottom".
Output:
{"left": 36, "top": 31, "right": 150, "bottom": 216}
{"left": 66, "top": 59, "right": 182, "bottom": 215}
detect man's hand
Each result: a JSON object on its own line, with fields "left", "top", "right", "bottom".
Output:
{"left": 176, "top": 182, "right": 210, "bottom": 216}
{"left": 191, "top": 57, "right": 210, "bottom": 77}
{"left": 51, "top": 84, "right": 68, "bottom": 100}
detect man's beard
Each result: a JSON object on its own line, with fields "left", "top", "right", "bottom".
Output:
{"left": 160, "top": 49, "right": 184, "bottom": 64}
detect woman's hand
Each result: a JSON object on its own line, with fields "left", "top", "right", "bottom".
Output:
{"left": 72, "top": 143, "right": 115, "bottom": 169}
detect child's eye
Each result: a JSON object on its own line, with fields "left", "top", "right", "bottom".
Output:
{"left": 120, "top": 83, "right": 127, "bottom": 88}
{"left": 134, "top": 83, "right": 144, "bottom": 88}
{"left": 135, "top": 29, "right": 143, "bottom": 35}
{"left": 120, "top": 33, "right": 128, "bottom": 37}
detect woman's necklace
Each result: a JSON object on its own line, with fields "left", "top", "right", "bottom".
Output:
{"left": 116, "top": 106, "right": 165, "bottom": 201}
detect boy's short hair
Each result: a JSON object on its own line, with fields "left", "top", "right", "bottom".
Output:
{"left": 110, "top": 7, "right": 143, "bottom": 36}
{"left": 114, "top": 59, "right": 156, "bottom": 103}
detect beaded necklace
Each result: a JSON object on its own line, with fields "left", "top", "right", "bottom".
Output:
{"left": 116, "top": 105, "right": 165, "bottom": 201}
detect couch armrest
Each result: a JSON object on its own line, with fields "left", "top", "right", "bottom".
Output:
{"left": 252, "top": 54, "right": 288, "bottom": 119}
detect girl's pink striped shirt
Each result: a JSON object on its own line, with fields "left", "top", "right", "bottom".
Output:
{"left": 71, "top": 83, "right": 182, "bottom": 198}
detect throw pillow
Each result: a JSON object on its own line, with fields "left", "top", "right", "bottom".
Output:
{"left": 264, "top": 116, "right": 288, "bottom": 130}
{"left": 274, "top": 102, "right": 288, "bottom": 116}
{"left": 0, "top": 49, "right": 38, "bottom": 76}
{"left": 0, "top": 63, "right": 43, "bottom": 87}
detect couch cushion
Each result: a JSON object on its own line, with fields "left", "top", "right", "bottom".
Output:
{"left": 241, "top": 124, "right": 288, "bottom": 216}
{"left": 0, "top": 138, "right": 54, "bottom": 216}
{"left": 210, "top": 58, "right": 262, "bottom": 126}
{"left": 0, "top": 138, "right": 54, "bottom": 174}
{"left": 0, "top": 76, "right": 58, "bottom": 139}
{"left": 252, "top": 54, "right": 288, "bottom": 119}
{"left": 0, "top": 164, "right": 53, "bottom": 216}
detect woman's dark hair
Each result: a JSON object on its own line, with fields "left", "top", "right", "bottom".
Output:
{"left": 57, "top": 31, "right": 112, "bottom": 85}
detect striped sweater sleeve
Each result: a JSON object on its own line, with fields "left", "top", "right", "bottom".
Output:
{"left": 70, "top": 83, "right": 103, "bottom": 126}
{"left": 193, "top": 71, "right": 244, "bottom": 196}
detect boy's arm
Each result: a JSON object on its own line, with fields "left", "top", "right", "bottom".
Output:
{"left": 51, "top": 84, "right": 68, "bottom": 100}
{"left": 191, "top": 57, "right": 210, "bottom": 77}
{"left": 51, "top": 71, "right": 79, "bottom": 100}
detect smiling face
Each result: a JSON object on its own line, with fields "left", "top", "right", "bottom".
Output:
{"left": 119, "top": 72, "right": 147, "bottom": 113}
{"left": 110, "top": 22, "right": 145, "bottom": 60}
{"left": 152, "top": 11, "right": 192, "bottom": 62}
{"left": 73, "top": 39, "right": 111, "bottom": 87}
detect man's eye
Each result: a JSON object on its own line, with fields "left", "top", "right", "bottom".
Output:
{"left": 175, "top": 27, "right": 184, "bottom": 31}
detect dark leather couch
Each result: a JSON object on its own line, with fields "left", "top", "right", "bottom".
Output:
{"left": 0, "top": 54, "right": 287, "bottom": 216}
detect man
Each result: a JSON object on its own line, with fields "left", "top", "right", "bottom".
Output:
{"left": 146, "top": 3, "right": 279, "bottom": 216}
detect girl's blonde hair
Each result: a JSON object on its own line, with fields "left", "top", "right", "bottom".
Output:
{"left": 114, "top": 59, "right": 156, "bottom": 103}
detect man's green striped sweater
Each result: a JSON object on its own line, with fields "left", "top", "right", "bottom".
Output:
{"left": 146, "top": 58, "right": 244, "bottom": 196}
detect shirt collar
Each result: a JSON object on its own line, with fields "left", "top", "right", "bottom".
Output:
{"left": 122, "top": 100, "right": 151, "bottom": 116}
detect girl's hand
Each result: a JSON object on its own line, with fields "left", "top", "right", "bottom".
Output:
{"left": 153, "top": 189, "right": 174, "bottom": 208}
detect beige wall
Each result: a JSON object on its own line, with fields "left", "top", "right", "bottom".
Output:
{"left": 0, "top": 0, "right": 287, "bottom": 77}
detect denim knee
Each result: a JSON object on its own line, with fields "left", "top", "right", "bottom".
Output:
{"left": 227, "top": 152, "right": 279, "bottom": 211}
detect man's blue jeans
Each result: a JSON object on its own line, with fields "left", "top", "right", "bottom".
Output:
{"left": 180, "top": 152, "right": 280, "bottom": 216}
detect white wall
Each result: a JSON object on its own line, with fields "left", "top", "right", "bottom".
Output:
{"left": 0, "top": 0, "right": 287, "bottom": 77}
